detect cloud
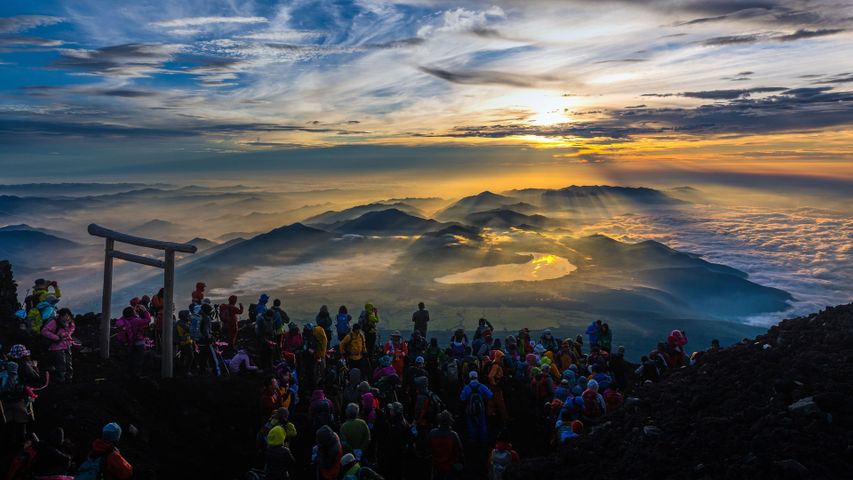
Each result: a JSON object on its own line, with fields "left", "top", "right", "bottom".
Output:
{"left": 0, "top": 36, "right": 65, "bottom": 47}
{"left": 418, "top": 66, "right": 558, "bottom": 88}
{"left": 443, "top": 86, "right": 853, "bottom": 139}
{"left": 52, "top": 43, "right": 184, "bottom": 78}
{"left": 150, "top": 16, "right": 268, "bottom": 28}
{"left": 701, "top": 28, "right": 845, "bottom": 46}
{"left": 0, "top": 15, "right": 64, "bottom": 34}
{"left": 642, "top": 86, "right": 787, "bottom": 99}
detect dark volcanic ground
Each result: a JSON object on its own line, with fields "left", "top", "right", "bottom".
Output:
{"left": 506, "top": 303, "right": 853, "bottom": 479}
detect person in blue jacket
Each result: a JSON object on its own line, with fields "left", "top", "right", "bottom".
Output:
{"left": 459, "top": 370, "right": 493, "bottom": 443}
{"left": 585, "top": 320, "right": 602, "bottom": 350}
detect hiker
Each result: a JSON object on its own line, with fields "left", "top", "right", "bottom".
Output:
{"left": 487, "top": 350, "right": 509, "bottom": 422}
{"left": 260, "top": 377, "right": 282, "bottom": 419}
{"left": 78, "top": 423, "right": 132, "bottom": 480}
{"left": 581, "top": 379, "right": 606, "bottom": 421}
{"left": 175, "top": 310, "right": 195, "bottom": 376}
{"left": 599, "top": 323, "right": 613, "bottom": 353}
{"left": 336, "top": 306, "right": 352, "bottom": 343}
{"left": 412, "top": 302, "right": 430, "bottom": 337}
{"left": 539, "top": 329, "right": 559, "bottom": 353}
{"left": 32, "top": 427, "right": 72, "bottom": 478}
{"left": 255, "top": 293, "right": 270, "bottom": 321}
{"left": 383, "top": 331, "right": 407, "bottom": 376}
{"left": 473, "top": 318, "right": 494, "bottom": 341}
{"left": 27, "top": 294, "right": 59, "bottom": 335}
{"left": 40, "top": 307, "right": 75, "bottom": 383}
{"left": 488, "top": 429, "right": 520, "bottom": 480}
{"left": 459, "top": 371, "right": 493, "bottom": 443}
{"left": 264, "top": 424, "right": 295, "bottom": 480}
{"left": 282, "top": 322, "right": 303, "bottom": 355}
{"left": 340, "top": 323, "right": 368, "bottom": 372}
{"left": 408, "top": 330, "right": 428, "bottom": 360}
{"left": 314, "top": 425, "right": 343, "bottom": 480}
{"left": 309, "top": 389, "right": 336, "bottom": 433}
{"left": 258, "top": 407, "right": 298, "bottom": 450}
{"left": 313, "top": 323, "right": 329, "bottom": 380}
{"left": 219, "top": 295, "right": 243, "bottom": 348}
{"left": 271, "top": 299, "right": 290, "bottom": 346}
{"left": 191, "top": 282, "right": 206, "bottom": 306}
{"left": 376, "top": 401, "right": 412, "bottom": 479}
{"left": 115, "top": 305, "right": 151, "bottom": 377}
{"left": 1, "top": 361, "right": 33, "bottom": 450}
{"left": 554, "top": 412, "right": 582, "bottom": 445}
{"left": 340, "top": 403, "right": 371, "bottom": 459}
{"left": 585, "top": 319, "right": 602, "bottom": 350}
{"left": 359, "top": 303, "right": 379, "bottom": 355}
{"left": 667, "top": 329, "right": 689, "bottom": 367}
{"left": 341, "top": 453, "right": 384, "bottom": 480}
{"left": 229, "top": 349, "right": 259, "bottom": 374}
{"left": 428, "top": 410, "right": 464, "bottom": 480}
{"left": 449, "top": 329, "right": 468, "bottom": 359}
{"left": 316, "top": 305, "right": 333, "bottom": 343}
{"left": 195, "top": 304, "right": 220, "bottom": 376}
{"left": 257, "top": 310, "right": 277, "bottom": 370}
{"left": 7, "top": 345, "right": 40, "bottom": 387}
{"left": 636, "top": 355, "right": 660, "bottom": 382}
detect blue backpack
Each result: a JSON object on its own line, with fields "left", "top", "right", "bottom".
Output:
{"left": 74, "top": 448, "right": 113, "bottom": 480}
{"left": 336, "top": 314, "right": 350, "bottom": 335}
{"left": 190, "top": 314, "right": 202, "bottom": 341}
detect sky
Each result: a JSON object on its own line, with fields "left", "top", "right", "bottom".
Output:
{"left": 1, "top": 0, "right": 852, "bottom": 190}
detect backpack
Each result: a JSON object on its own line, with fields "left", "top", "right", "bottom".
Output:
{"left": 444, "top": 360, "right": 459, "bottom": 386}
{"left": 582, "top": 390, "right": 602, "bottom": 417}
{"left": 427, "top": 391, "right": 445, "bottom": 420}
{"left": 190, "top": 314, "right": 202, "bottom": 341}
{"left": 490, "top": 448, "right": 513, "bottom": 480}
{"left": 75, "top": 449, "right": 113, "bottom": 480}
{"left": 555, "top": 422, "right": 575, "bottom": 445}
{"left": 466, "top": 387, "right": 485, "bottom": 419}
{"left": 336, "top": 314, "right": 350, "bottom": 334}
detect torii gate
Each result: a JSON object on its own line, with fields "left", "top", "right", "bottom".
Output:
{"left": 88, "top": 224, "right": 197, "bottom": 378}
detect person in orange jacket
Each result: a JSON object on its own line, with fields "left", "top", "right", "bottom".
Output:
{"left": 487, "top": 349, "right": 509, "bottom": 422}
{"left": 84, "top": 423, "right": 133, "bottom": 480}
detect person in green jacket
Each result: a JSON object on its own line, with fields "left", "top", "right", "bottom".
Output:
{"left": 599, "top": 323, "right": 613, "bottom": 353}
{"left": 340, "top": 403, "right": 371, "bottom": 456}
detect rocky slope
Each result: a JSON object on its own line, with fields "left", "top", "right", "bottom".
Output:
{"left": 507, "top": 303, "right": 853, "bottom": 479}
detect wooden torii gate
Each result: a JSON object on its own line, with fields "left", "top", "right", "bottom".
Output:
{"left": 88, "top": 224, "right": 197, "bottom": 378}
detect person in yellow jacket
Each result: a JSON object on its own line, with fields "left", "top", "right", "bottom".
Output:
{"left": 358, "top": 303, "right": 379, "bottom": 355}
{"left": 541, "top": 352, "right": 561, "bottom": 382}
{"left": 340, "top": 323, "right": 368, "bottom": 372}
{"left": 313, "top": 323, "right": 328, "bottom": 378}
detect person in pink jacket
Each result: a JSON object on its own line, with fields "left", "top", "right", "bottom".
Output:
{"left": 41, "top": 307, "right": 76, "bottom": 383}
{"left": 116, "top": 305, "right": 152, "bottom": 377}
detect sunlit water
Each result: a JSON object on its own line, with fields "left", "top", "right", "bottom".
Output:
{"left": 434, "top": 253, "right": 577, "bottom": 284}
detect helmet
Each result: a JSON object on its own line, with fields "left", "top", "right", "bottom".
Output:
{"left": 9, "top": 344, "right": 31, "bottom": 359}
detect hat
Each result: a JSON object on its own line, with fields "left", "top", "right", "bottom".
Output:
{"left": 267, "top": 425, "right": 286, "bottom": 447}
{"left": 560, "top": 379, "right": 570, "bottom": 386}
{"left": 102, "top": 423, "right": 122, "bottom": 443}
{"left": 378, "top": 355, "right": 392, "bottom": 368}
{"left": 273, "top": 407, "right": 289, "bottom": 422}
{"left": 391, "top": 330, "right": 401, "bottom": 337}
{"left": 9, "top": 344, "right": 31, "bottom": 359}
{"left": 469, "top": 370, "right": 478, "bottom": 380}
{"left": 415, "top": 356, "right": 425, "bottom": 365}
{"left": 341, "top": 453, "right": 357, "bottom": 468}
{"left": 34, "top": 278, "right": 47, "bottom": 287}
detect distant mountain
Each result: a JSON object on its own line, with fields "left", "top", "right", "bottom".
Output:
{"left": 186, "top": 237, "right": 217, "bottom": 251}
{"left": 126, "top": 219, "right": 187, "bottom": 239}
{"left": 435, "top": 191, "right": 519, "bottom": 221}
{"left": 506, "top": 185, "right": 684, "bottom": 211}
{"left": 0, "top": 223, "right": 65, "bottom": 238}
{"left": 304, "top": 202, "right": 425, "bottom": 225}
{"left": 0, "top": 230, "right": 80, "bottom": 270}
{"left": 464, "top": 208, "right": 554, "bottom": 229}
{"left": 564, "top": 234, "right": 745, "bottom": 277}
{"left": 326, "top": 209, "right": 445, "bottom": 235}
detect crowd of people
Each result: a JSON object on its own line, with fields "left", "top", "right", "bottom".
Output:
{"left": 0, "top": 277, "right": 700, "bottom": 480}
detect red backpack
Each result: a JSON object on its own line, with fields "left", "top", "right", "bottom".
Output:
{"left": 604, "top": 389, "right": 623, "bottom": 412}
{"left": 582, "top": 390, "right": 602, "bottom": 417}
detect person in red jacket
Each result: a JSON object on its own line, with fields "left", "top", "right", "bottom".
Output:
{"left": 191, "top": 282, "right": 206, "bottom": 306}
{"left": 219, "top": 295, "right": 244, "bottom": 348}
{"left": 429, "top": 410, "right": 464, "bottom": 480}
{"left": 85, "top": 423, "right": 132, "bottom": 480}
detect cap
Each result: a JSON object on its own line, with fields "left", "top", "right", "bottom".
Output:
{"left": 341, "top": 453, "right": 356, "bottom": 467}
{"left": 469, "top": 370, "right": 478, "bottom": 380}
{"left": 102, "top": 423, "right": 122, "bottom": 443}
